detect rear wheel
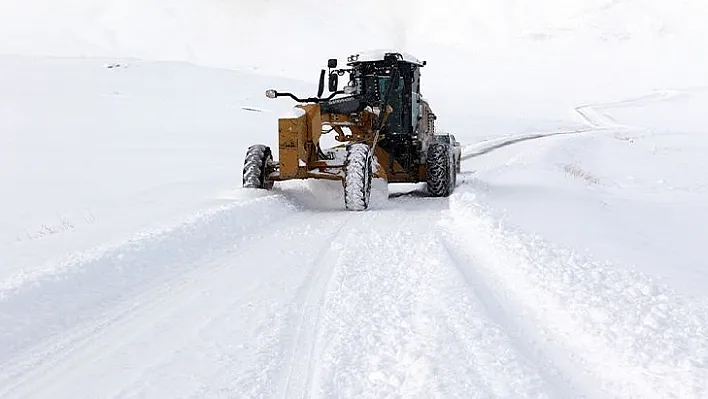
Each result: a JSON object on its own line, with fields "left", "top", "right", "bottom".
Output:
{"left": 426, "top": 142, "right": 456, "bottom": 197}
{"left": 343, "top": 142, "right": 373, "bottom": 211}
{"left": 243, "top": 144, "right": 274, "bottom": 189}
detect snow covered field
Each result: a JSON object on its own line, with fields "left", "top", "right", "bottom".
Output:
{"left": 0, "top": 56, "right": 312, "bottom": 288}
{"left": 1, "top": 0, "right": 708, "bottom": 397}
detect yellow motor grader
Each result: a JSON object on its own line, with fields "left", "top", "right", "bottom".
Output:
{"left": 243, "top": 51, "right": 460, "bottom": 210}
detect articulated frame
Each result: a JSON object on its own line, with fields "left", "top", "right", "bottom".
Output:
{"left": 271, "top": 104, "right": 422, "bottom": 183}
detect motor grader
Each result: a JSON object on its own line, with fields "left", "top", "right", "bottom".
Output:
{"left": 243, "top": 51, "right": 460, "bottom": 210}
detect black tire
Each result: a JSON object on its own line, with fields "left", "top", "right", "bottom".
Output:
{"left": 426, "top": 142, "right": 456, "bottom": 197}
{"left": 243, "top": 144, "right": 274, "bottom": 189}
{"left": 343, "top": 142, "right": 373, "bottom": 211}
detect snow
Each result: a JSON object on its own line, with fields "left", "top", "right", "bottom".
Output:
{"left": 0, "top": 56, "right": 311, "bottom": 288}
{"left": 282, "top": 106, "right": 306, "bottom": 118}
{"left": 443, "top": 193, "right": 708, "bottom": 397}
{"left": 346, "top": 50, "right": 425, "bottom": 66}
{"left": 1, "top": 0, "right": 708, "bottom": 397}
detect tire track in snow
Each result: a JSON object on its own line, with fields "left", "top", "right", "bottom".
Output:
{"left": 461, "top": 128, "right": 595, "bottom": 161}
{"left": 574, "top": 89, "right": 682, "bottom": 129}
{"left": 278, "top": 213, "right": 353, "bottom": 399}
{"left": 0, "top": 232, "right": 272, "bottom": 398}
{"left": 0, "top": 198, "right": 350, "bottom": 398}
{"left": 310, "top": 199, "right": 555, "bottom": 397}
{"left": 461, "top": 89, "right": 683, "bottom": 162}
{"left": 440, "top": 236, "right": 604, "bottom": 398}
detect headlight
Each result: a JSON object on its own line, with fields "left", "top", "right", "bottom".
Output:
{"left": 265, "top": 89, "right": 278, "bottom": 99}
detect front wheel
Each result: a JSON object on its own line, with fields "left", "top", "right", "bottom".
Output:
{"left": 243, "top": 144, "right": 274, "bottom": 189}
{"left": 343, "top": 142, "right": 373, "bottom": 211}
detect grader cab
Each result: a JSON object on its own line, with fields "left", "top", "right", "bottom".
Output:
{"left": 243, "top": 51, "right": 460, "bottom": 210}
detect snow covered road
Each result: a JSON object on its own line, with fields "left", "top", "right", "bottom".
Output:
{"left": 2, "top": 57, "right": 707, "bottom": 397}
{"left": 2, "top": 0, "right": 708, "bottom": 394}
{"left": 3, "top": 137, "right": 707, "bottom": 398}
{"left": 0, "top": 182, "right": 555, "bottom": 398}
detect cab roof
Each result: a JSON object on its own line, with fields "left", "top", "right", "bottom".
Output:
{"left": 346, "top": 50, "right": 426, "bottom": 66}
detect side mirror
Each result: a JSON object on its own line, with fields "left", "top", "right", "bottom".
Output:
{"left": 317, "top": 70, "right": 326, "bottom": 98}
{"left": 328, "top": 73, "right": 338, "bottom": 92}
{"left": 328, "top": 58, "right": 338, "bottom": 68}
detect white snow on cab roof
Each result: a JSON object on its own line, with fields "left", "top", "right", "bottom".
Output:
{"left": 347, "top": 50, "right": 425, "bottom": 66}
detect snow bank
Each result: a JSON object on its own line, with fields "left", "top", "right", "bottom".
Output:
{"left": 0, "top": 56, "right": 312, "bottom": 283}
{"left": 0, "top": 193, "right": 296, "bottom": 363}
{"left": 444, "top": 86, "right": 708, "bottom": 396}
{"left": 459, "top": 88, "right": 708, "bottom": 297}
{"left": 443, "top": 192, "right": 708, "bottom": 397}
